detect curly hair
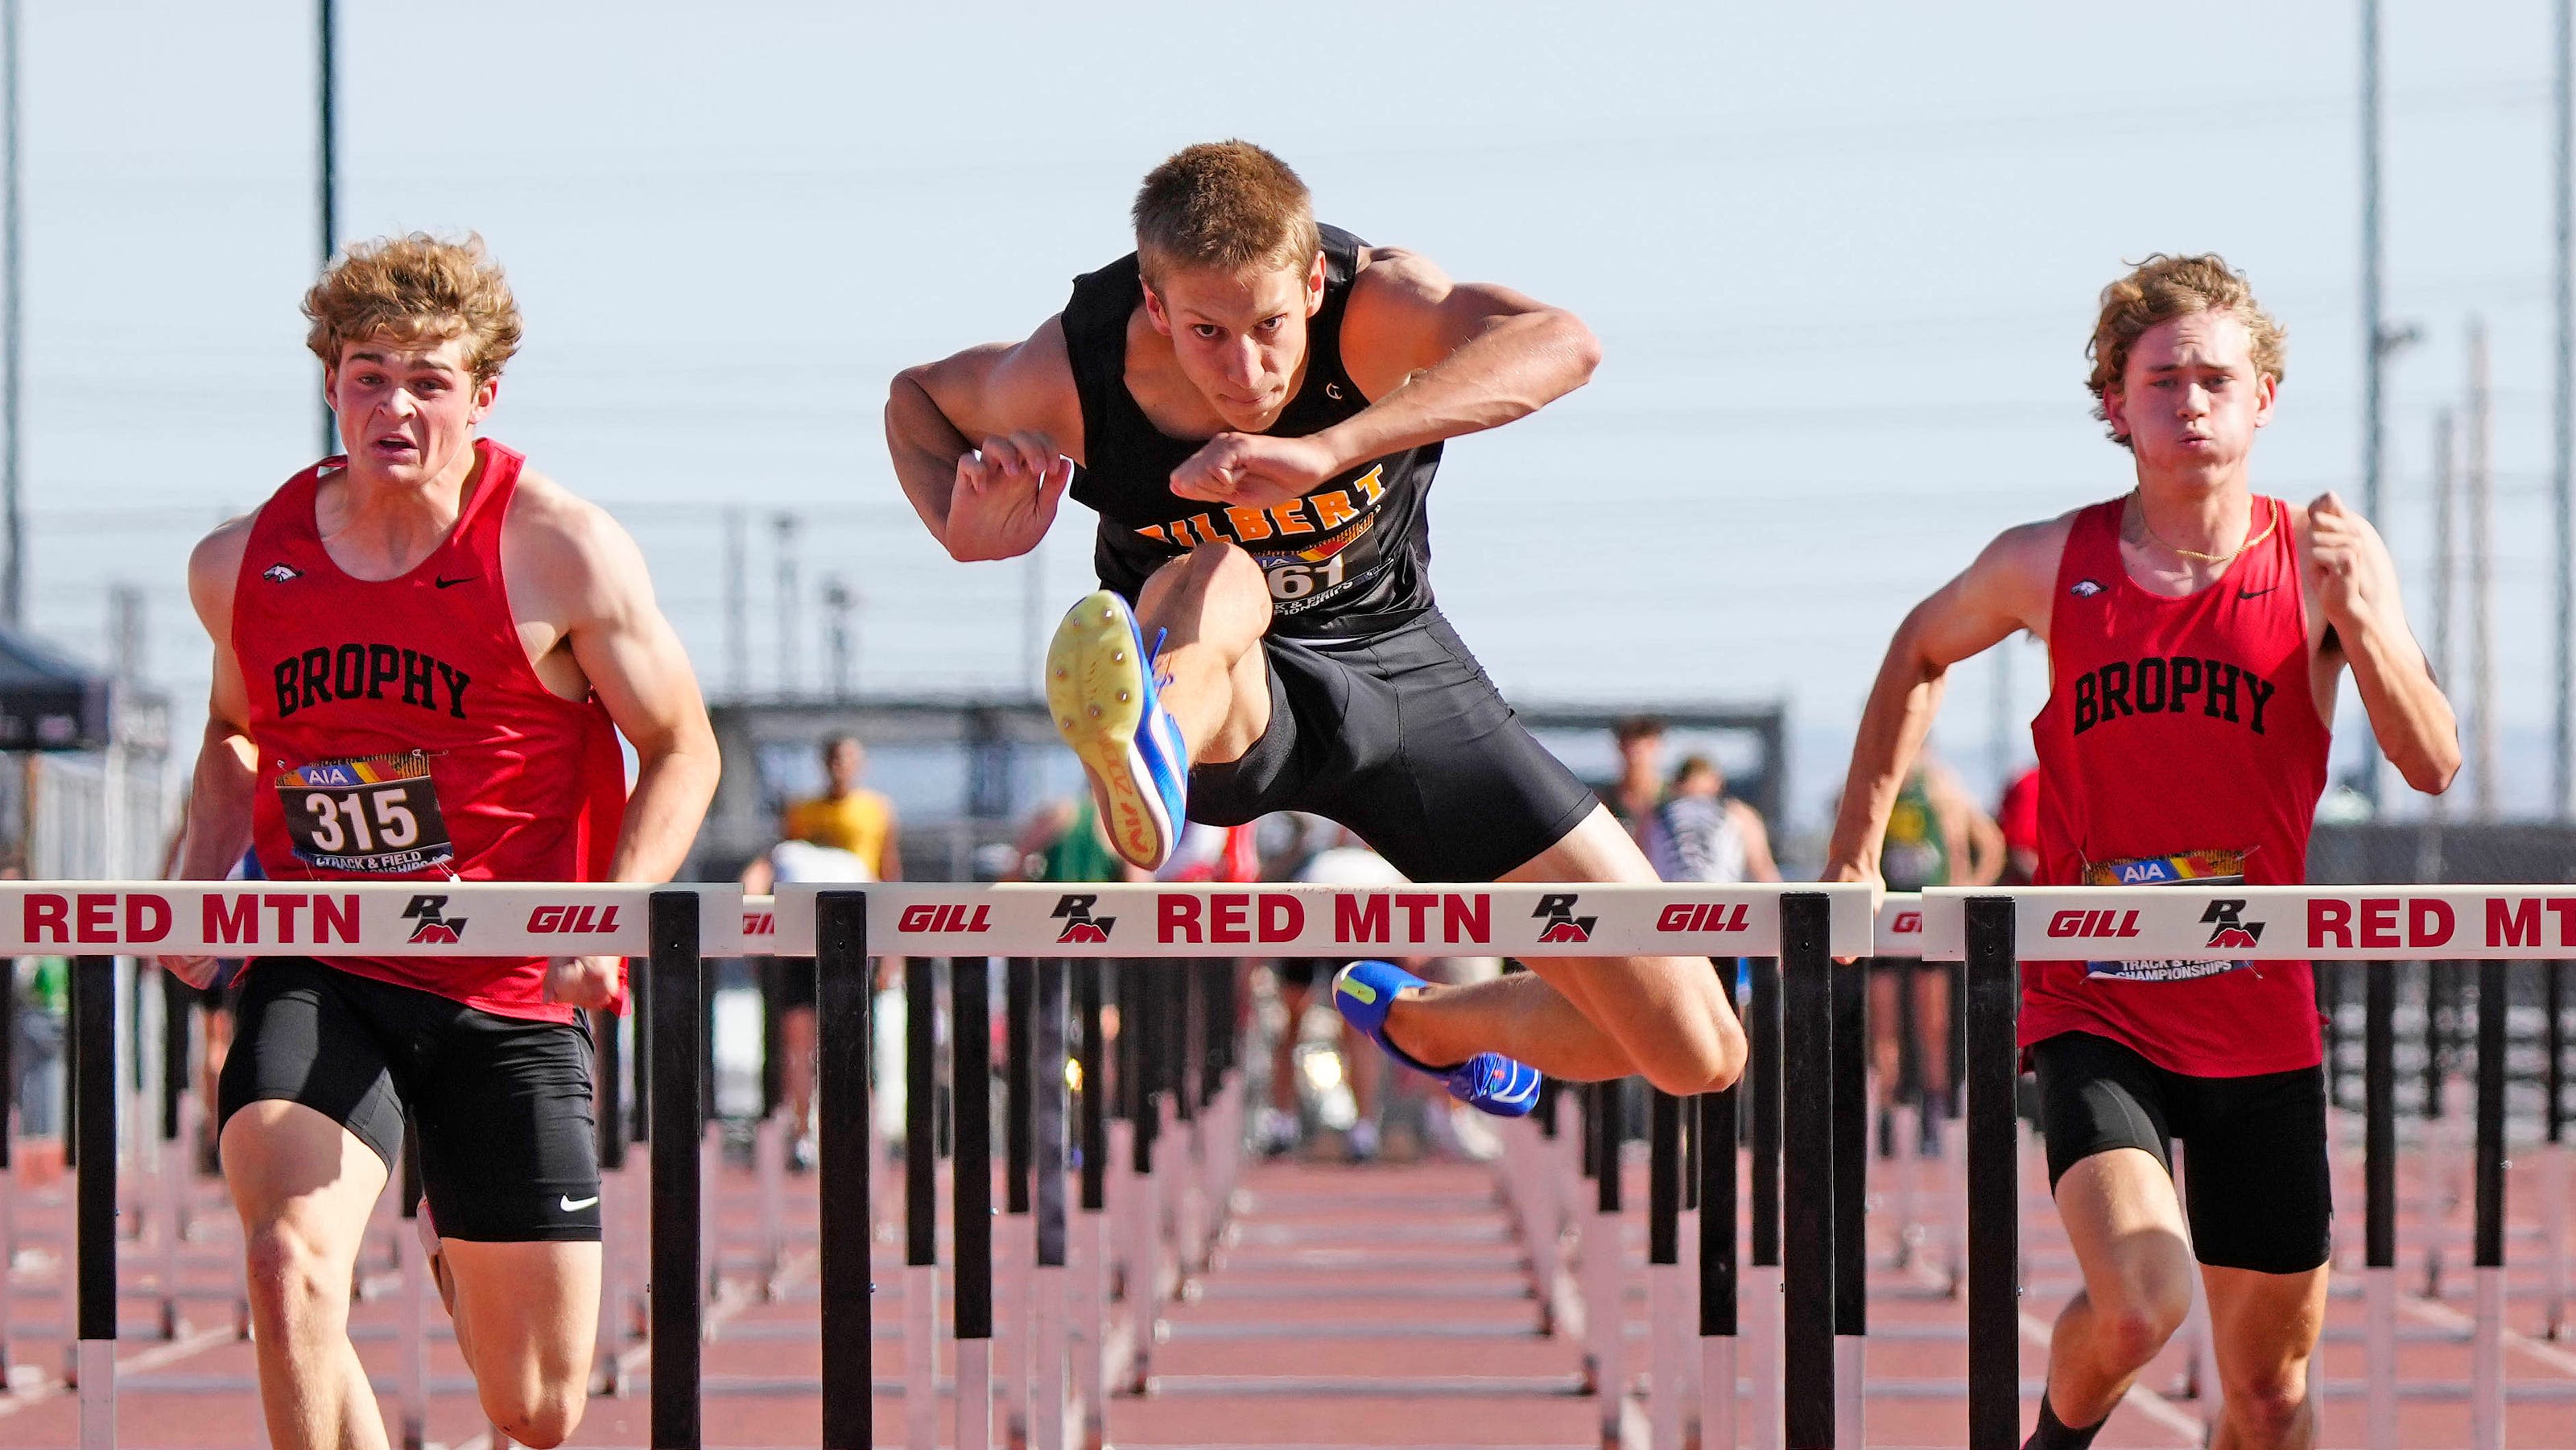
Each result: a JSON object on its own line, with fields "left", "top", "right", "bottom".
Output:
{"left": 1132, "top": 140, "right": 1322, "bottom": 287}
{"left": 302, "top": 233, "right": 522, "bottom": 383}
{"left": 2086, "top": 254, "right": 2285, "bottom": 449}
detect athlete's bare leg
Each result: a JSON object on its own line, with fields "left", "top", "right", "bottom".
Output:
{"left": 2202, "top": 1264, "right": 2326, "bottom": 1450}
{"left": 782, "top": 1003, "right": 818, "bottom": 1142}
{"left": 2041, "top": 1149, "right": 2196, "bottom": 1428}
{"left": 440, "top": 1240, "right": 602, "bottom": 1446}
{"left": 1379, "top": 806, "right": 1745, "bottom": 1095}
{"left": 1133, "top": 543, "right": 1272, "bottom": 766}
{"left": 223, "top": 1101, "right": 394, "bottom": 1450}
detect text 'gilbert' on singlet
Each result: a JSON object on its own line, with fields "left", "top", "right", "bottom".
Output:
{"left": 1061, "top": 225, "right": 1441, "bottom": 640}
{"left": 2024, "top": 495, "right": 2330, "bottom": 1077}
{"left": 231, "top": 440, "right": 629, "bottom": 1024}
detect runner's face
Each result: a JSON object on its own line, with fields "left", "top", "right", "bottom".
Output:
{"left": 325, "top": 334, "right": 495, "bottom": 487}
{"left": 1143, "top": 254, "right": 1327, "bottom": 432}
{"left": 2104, "top": 312, "right": 2273, "bottom": 480}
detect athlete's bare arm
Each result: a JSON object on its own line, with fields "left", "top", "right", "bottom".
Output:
{"left": 1728, "top": 799, "right": 1783, "bottom": 882}
{"left": 1824, "top": 514, "right": 2072, "bottom": 884}
{"left": 1168, "top": 248, "right": 1600, "bottom": 507}
{"left": 886, "top": 318, "right": 1086, "bottom": 562}
{"left": 163, "top": 516, "right": 262, "bottom": 988}
{"left": 502, "top": 473, "right": 720, "bottom": 884}
{"left": 2294, "top": 493, "right": 2459, "bottom": 795}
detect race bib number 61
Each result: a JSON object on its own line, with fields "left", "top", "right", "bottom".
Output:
{"left": 276, "top": 752, "right": 456, "bottom": 874}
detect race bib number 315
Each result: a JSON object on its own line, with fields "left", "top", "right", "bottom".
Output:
{"left": 276, "top": 752, "right": 455, "bottom": 874}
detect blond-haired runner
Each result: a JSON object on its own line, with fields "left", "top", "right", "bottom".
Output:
{"left": 164, "top": 234, "right": 720, "bottom": 1450}
{"left": 1824, "top": 254, "right": 2457, "bottom": 1450}
{"left": 886, "top": 141, "right": 1744, "bottom": 1110}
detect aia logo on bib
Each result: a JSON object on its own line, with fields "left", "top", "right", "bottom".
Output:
{"left": 1533, "top": 893, "right": 1596, "bottom": 944}
{"left": 1052, "top": 894, "right": 1116, "bottom": 944}
{"left": 402, "top": 893, "right": 469, "bottom": 944}
{"left": 262, "top": 564, "right": 302, "bottom": 583}
{"left": 2070, "top": 579, "right": 2103, "bottom": 597}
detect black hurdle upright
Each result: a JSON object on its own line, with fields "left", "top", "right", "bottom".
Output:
{"left": 1031, "top": 958, "right": 1071, "bottom": 1450}
{"left": 1830, "top": 952, "right": 1868, "bottom": 1444}
{"left": 1699, "top": 1061, "right": 1740, "bottom": 1449}
{"left": 1647, "top": 1084, "right": 1682, "bottom": 1442}
{"left": 1777, "top": 893, "right": 1835, "bottom": 1450}
{"left": 1006, "top": 957, "right": 1037, "bottom": 1442}
{"left": 2471, "top": 957, "right": 2508, "bottom": 1446}
{"left": 0, "top": 940, "right": 14, "bottom": 1379}
{"left": 646, "top": 891, "right": 706, "bottom": 1450}
{"left": 1746, "top": 953, "right": 1783, "bottom": 1450}
{"left": 1587, "top": 1078, "right": 1624, "bottom": 1450}
{"left": 2363, "top": 956, "right": 2397, "bottom": 1429}
{"left": 816, "top": 890, "right": 876, "bottom": 1450}
{"left": 1075, "top": 959, "right": 1109, "bottom": 1448}
{"left": 1962, "top": 897, "right": 2020, "bottom": 1450}
{"left": 72, "top": 954, "right": 116, "bottom": 1449}
{"left": 902, "top": 956, "right": 943, "bottom": 1447}
{"left": 2550, "top": 959, "right": 2569, "bottom": 1337}
{"left": 954, "top": 957, "right": 996, "bottom": 1450}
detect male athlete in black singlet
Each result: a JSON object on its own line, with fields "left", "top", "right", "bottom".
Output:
{"left": 886, "top": 142, "right": 1743, "bottom": 1105}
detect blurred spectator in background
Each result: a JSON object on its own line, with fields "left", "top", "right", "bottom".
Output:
{"left": 742, "top": 733, "right": 902, "bottom": 1170}
{"left": 1643, "top": 754, "right": 1781, "bottom": 885}
{"left": 1996, "top": 763, "right": 2041, "bottom": 886}
{"left": 1608, "top": 716, "right": 1668, "bottom": 838}
{"left": 1872, "top": 754, "right": 2004, "bottom": 1157}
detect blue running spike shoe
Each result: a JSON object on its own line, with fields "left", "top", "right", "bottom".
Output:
{"left": 1045, "top": 590, "right": 1189, "bottom": 872}
{"left": 1331, "top": 960, "right": 1541, "bottom": 1119}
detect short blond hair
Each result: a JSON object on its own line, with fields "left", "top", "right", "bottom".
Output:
{"left": 2087, "top": 253, "right": 2285, "bottom": 448}
{"left": 1132, "top": 141, "right": 1322, "bottom": 287}
{"left": 303, "top": 233, "right": 522, "bottom": 383}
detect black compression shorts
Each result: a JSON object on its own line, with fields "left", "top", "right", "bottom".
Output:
{"left": 2031, "top": 1030, "right": 2330, "bottom": 1274}
{"left": 766, "top": 955, "right": 818, "bottom": 1014}
{"left": 218, "top": 957, "right": 602, "bottom": 1243}
{"left": 1189, "top": 609, "right": 1598, "bottom": 883}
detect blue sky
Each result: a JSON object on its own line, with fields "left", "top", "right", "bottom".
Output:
{"left": 16, "top": 2, "right": 2570, "bottom": 830}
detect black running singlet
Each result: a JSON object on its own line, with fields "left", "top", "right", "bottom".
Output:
{"left": 1061, "top": 225, "right": 1441, "bottom": 639}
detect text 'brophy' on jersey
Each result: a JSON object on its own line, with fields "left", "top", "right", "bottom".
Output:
{"left": 1534, "top": 893, "right": 1596, "bottom": 944}
{"left": 1053, "top": 893, "right": 1116, "bottom": 944}
{"left": 402, "top": 893, "right": 469, "bottom": 944}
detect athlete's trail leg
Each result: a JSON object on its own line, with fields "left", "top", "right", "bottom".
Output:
{"left": 224, "top": 1101, "right": 396, "bottom": 1450}
{"left": 1133, "top": 543, "right": 1272, "bottom": 765}
{"left": 442, "top": 1240, "right": 603, "bottom": 1447}
{"left": 1381, "top": 806, "right": 1745, "bottom": 1095}
{"left": 2202, "top": 1264, "right": 2326, "bottom": 1450}
{"left": 2044, "top": 1149, "right": 2195, "bottom": 1428}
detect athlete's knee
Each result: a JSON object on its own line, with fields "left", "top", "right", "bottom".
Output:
{"left": 2219, "top": 1364, "right": 2308, "bottom": 1444}
{"left": 1629, "top": 998, "right": 1746, "bottom": 1096}
{"left": 240, "top": 1221, "right": 350, "bottom": 1324}
{"left": 482, "top": 1377, "right": 587, "bottom": 1448}
{"left": 2085, "top": 1270, "right": 2191, "bottom": 1370}
{"left": 1141, "top": 543, "right": 1272, "bottom": 635}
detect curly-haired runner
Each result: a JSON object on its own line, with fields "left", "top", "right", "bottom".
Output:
{"left": 886, "top": 141, "right": 1745, "bottom": 1113}
{"left": 162, "top": 233, "right": 720, "bottom": 1449}
{"left": 1824, "top": 254, "right": 2458, "bottom": 1450}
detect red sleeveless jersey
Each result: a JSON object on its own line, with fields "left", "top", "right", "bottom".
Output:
{"left": 231, "top": 440, "right": 628, "bottom": 1022}
{"left": 2021, "top": 495, "right": 2329, "bottom": 1076}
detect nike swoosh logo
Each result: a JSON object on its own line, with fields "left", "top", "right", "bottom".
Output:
{"left": 436, "top": 576, "right": 477, "bottom": 589}
{"left": 559, "top": 1195, "right": 600, "bottom": 1212}
{"left": 2237, "top": 586, "right": 2277, "bottom": 599}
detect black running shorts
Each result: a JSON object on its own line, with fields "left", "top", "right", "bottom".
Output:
{"left": 218, "top": 957, "right": 602, "bottom": 1243}
{"left": 2031, "top": 1030, "right": 2330, "bottom": 1274}
{"left": 1190, "top": 609, "right": 1599, "bottom": 884}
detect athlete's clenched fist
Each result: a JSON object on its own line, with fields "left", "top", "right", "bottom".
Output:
{"left": 543, "top": 954, "right": 625, "bottom": 1010}
{"left": 2304, "top": 491, "right": 2396, "bottom": 633}
{"left": 947, "top": 432, "right": 1072, "bottom": 562}
{"left": 1170, "top": 431, "right": 1340, "bottom": 509}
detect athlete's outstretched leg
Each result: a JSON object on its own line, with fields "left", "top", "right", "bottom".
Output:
{"left": 1045, "top": 543, "right": 1270, "bottom": 869}
{"left": 224, "top": 1101, "right": 396, "bottom": 1450}
{"left": 2041, "top": 1149, "right": 2195, "bottom": 1435}
{"left": 1373, "top": 806, "right": 1746, "bottom": 1097}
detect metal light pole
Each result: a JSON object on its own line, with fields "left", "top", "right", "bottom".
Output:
{"left": 316, "top": 0, "right": 338, "bottom": 460}
{"left": 2356, "top": 0, "right": 2392, "bottom": 808}
{"left": 2, "top": 0, "right": 23, "bottom": 629}
{"left": 2554, "top": 0, "right": 2574, "bottom": 816}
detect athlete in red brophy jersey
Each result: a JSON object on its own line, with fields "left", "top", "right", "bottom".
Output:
{"left": 233, "top": 438, "right": 629, "bottom": 1021}
{"left": 1826, "top": 256, "right": 2455, "bottom": 1450}
{"left": 163, "top": 234, "right": 720, "bottom": 1450}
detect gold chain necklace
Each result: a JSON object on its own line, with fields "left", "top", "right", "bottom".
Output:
{"left": 2127, "top": 491, "right": 2277, "bottom": 565}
